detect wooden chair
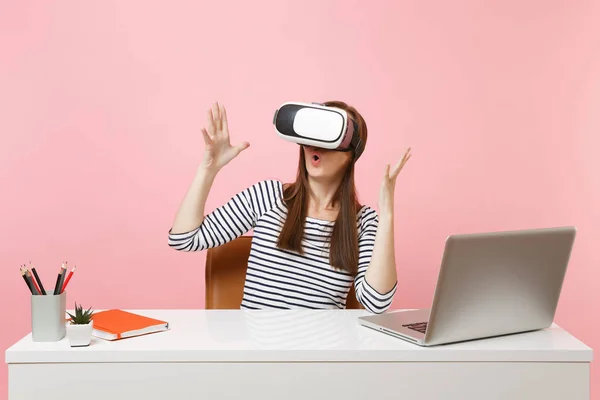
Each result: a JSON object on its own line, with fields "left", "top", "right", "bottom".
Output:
{"left": 205, "top": 236, "right": 362, "bottom": 309}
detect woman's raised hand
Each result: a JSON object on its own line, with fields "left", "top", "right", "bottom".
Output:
{"left": 200, "top": 102, "right": 250, "bottom": 173}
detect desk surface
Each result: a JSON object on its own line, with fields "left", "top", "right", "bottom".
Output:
{"left": 5, "top": 309, "right": 593, "bottom": 364}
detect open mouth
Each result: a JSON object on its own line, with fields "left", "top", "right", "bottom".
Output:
{"left": 309, "top": 152, "right": 321, "bottom": 167}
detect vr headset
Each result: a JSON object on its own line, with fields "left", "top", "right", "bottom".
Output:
{"left": 273, "top": 102, "right": 363, "bottom": 160}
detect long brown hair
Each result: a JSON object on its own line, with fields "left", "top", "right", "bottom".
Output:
{"left": 276, "top": 101, "right": 368, "bottom": 275}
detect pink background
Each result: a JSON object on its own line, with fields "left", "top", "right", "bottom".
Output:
{"left": 1, "top": 0, "right": 598, "bottom": 398}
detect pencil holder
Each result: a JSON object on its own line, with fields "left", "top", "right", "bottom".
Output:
{"left": 31, "top": 291, "right": 66, "bottom": 342}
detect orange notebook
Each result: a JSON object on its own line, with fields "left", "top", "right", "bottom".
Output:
{"left": 91, "top": 309, "right": 169, "bottom": 340}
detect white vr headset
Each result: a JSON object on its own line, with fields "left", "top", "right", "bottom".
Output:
{"left": 273, "top": 102, "right": 363, "bottom": 160}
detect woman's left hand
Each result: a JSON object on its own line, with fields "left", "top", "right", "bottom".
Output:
{"left": 379, "top": 147, "right": 412, "bottom": 215}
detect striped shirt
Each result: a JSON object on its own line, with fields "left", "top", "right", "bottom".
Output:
{"left": 168, "top": 180, "right": 396, "bottom": 313}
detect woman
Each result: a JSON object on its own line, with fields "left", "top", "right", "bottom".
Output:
{"left": 168, "top": 101, "right": 411, "bottom": 313}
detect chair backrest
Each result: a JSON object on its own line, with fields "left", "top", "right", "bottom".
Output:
{"left": 205, "top": 236, "right": 363, "bottom": 309}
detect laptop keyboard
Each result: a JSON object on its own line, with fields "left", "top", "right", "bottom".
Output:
{"left": 403, "top": 322, "right": 428, "bottom": 334}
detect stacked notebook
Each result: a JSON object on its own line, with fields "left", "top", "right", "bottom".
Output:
{"left": 90, "top": 309, "right": 169, "bottom": 341}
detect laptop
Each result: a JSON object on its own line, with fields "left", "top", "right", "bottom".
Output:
{"left": 358, "top": 226, "right": 576, "bottom": 346}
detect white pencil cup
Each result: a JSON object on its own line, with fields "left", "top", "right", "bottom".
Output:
{"left": 31, "top": 291, "right": 66, "bottom": 342}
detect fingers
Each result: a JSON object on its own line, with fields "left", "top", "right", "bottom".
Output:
{"left": 400, "top": 147, "right": 411, "bottom": 165}
{"left": 383, "top": 164, "right": 390, "bottom": 178}
{"left": 201, "top": 127, "right": 213, "bottom": 145}
{"left": 206, "top": 108, "right": 216, "bottom": 137}
{"left": 221, "top": 104, "right": 229, "bottom": 136}
{"left": 234, "top": 141, "right": 250, "bottom": 155}
{"left": 403, "top": 148, "right": 412, "bottom": 163}
{"left": 212, "top": 102, "right": 222, "bottom": 132}
{"left": 392, "top": 147, "right": 412, "bottom": 177}
{"left": 400, "top": 149, "right": 412, "bottom": 170}
{"left": 390, "top": 159, "right": 403, "bottom": 178}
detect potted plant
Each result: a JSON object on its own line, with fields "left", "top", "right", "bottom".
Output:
{"left": 66, "top": 302, "right": 94, "bottom": 347}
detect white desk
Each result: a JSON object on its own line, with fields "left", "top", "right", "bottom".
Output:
{"left": 5, "top": 309, "right": 593, "bottom": 400}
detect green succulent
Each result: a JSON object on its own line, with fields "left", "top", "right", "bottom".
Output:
{"left": 67, "top": 302, "right": 94, "bottom": 325}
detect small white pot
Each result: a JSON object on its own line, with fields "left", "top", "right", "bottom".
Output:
{"left": 66, "top": 321, "right": 93, "bottom": 347}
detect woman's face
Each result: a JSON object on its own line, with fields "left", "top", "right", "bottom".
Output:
{"left": 303, "top": 145, "right": 352, "bottom": 181}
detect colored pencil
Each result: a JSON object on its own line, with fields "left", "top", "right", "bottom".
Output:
{"left": 20, "top": 267, "right": 34, "bottom": 295}
{"left": 29, "top": 262, "right": 47, "bottom": 295}
{"left": 26, "top": 268, "right": 42, "bottom": 295}
{"left": 22, "top": 266, "right": 39, "bottom": 295}
{"left": 61, "top": 265, "right": 76, "bottom": 293}
{"left": 53, "top": 262, "right": 66, "bottom": 295}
